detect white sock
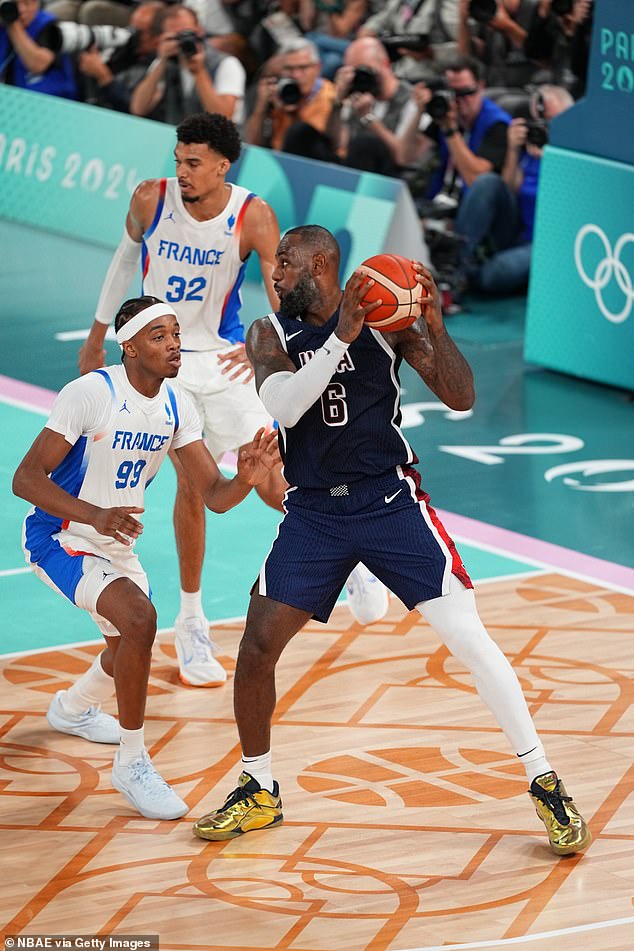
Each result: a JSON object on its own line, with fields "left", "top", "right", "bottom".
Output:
{"left": 179, "top": 589, "right": 204, "bottom": 618}
{"left": 242, "top": 751, "right": 274, "bottom": 792}
{"left": 119, "top": 726, "right": 145, "bottom": 765}
{"left": 518, "top": 743, "right": 552, "bottom": 784}
{"left": 61, "top": 652, "right": 115, "bottom": 715}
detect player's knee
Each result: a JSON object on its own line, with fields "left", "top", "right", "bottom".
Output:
{"left": 237, "top": 628, "right": 280, "bottom": 671}
{"left": 124, "top": 598, "right": 157, "bottom": 650}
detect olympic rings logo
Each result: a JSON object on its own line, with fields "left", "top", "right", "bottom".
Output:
{"left": 574, "top": 224, "right": 634, "bottom": 324}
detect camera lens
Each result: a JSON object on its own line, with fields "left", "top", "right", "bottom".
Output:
{"left": 176, "top": 30, "right": 200, "bottom": 57}
{"left": 469, "top": 0, "right": 497, "bottom": 24}
{"left": 350, "top": 66, "right": 380, "bottom": 97}
{"left": 526, "top": 121, "right": 549, "bottom": 148}
{"left": 277, "top": 77, "right": 302, "bottom": 105}
{"left": 427, "top": 90, "right": 453, "bottom": 121}
{"left": 551, "top": 0, "right": 574, "bottom": 15}
{"left": 0, "top": 0, "right": 20, "bottom": 24}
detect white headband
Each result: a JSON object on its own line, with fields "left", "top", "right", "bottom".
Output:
{"left": 116, "top": 303, "right": 178, "bottom": 344}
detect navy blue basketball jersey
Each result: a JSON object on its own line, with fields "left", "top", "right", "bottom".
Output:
{"left": 269, "top": 310, "right": 417, "bottom": 489}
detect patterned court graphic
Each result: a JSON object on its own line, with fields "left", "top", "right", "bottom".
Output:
{"left": 2, "top": 574, "right": 633, "bottom": 950}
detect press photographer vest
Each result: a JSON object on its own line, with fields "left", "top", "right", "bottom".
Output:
{"left": 0, "top": 9, "right": 76, "bottom": 98}
{"left": 161, "top": 45, "right": 227, "bottom": 125}
{"left": 427, "top": 96, "right": 511, "bottom": 199}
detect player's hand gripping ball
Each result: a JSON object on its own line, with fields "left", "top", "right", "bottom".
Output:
{"left": 360, "top": 254, "right": 421, "bottom": 332}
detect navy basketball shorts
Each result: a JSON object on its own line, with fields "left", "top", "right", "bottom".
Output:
{"left": 257, "top": 465, "right": 472, "bottom": 622}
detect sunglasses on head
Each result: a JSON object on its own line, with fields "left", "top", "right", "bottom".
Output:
{"left": 455, "top": 86, "right": 479, "bottom": 98}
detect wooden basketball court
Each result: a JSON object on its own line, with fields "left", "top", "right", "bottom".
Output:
{"left": 2, "top": 573, "right": 633, "bottom": 950}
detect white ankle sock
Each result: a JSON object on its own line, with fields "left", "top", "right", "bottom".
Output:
{"left": 518, "top": 743, "right": 552, "bottom": 784}
{"left": 119, "top": 726, "right": 145, "bottom": 766}
{"left": 61, "top": 652, "right": 115, "bottom": 715}
{"left": 179, "top": 589, "right": 204, "bottom": 618}
{"left": 242, "top": 751, "right": 274, "bottom": 792}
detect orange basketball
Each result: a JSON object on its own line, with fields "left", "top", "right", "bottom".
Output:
{"left": 360, "top": 253, "right": 421, "bottom": 332}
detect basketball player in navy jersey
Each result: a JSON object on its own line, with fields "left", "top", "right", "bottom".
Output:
{"left": 193, "top": 225, "right": 590, "bottom": 857}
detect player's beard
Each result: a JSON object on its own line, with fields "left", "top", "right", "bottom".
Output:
{"left": 182, "top": 194, "right": 200, "bottom": 203}
{"left": 278, "top": 272, "right": 318, "bottom": 318}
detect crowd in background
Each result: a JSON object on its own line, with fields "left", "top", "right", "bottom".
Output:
{"left": 0, "top": 0, "right": 594, "bottom": 310}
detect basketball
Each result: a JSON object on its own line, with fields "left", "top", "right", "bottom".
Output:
{"left": 360, "top": 253, "right": 421, "bottom": 332}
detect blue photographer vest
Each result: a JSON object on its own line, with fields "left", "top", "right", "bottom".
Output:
{"left": 427, "top": 96, "right": 511, "bottom": 199}
{"left": 0, "top": 9, "right": 76, "bottom": 98}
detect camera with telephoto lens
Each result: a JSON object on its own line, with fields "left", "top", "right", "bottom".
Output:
{"left": 469, "top": 0, "right": 497, "bottom": 24}
{"left": 349, "top": 65, "right": 380, "bottom": 97}
{"left": 277, "top": 76, "right": 302, "bottom": 105}
{"left": 551, "top": 0, "right": 574, "bottom": 15}
{"left": 58, "top": 21, "right": 131, "bottom": 54}
{"left": 175, "top": 29, "right": 201, "bottom": 57}
{"left": 0, "top": 0, "right": 19, "bottom": 25}
{"left": 525, "top": 119, "right": 549, "bottom": 148}
{"left": 380, "top": 33, "right": 429, "bottom": 63}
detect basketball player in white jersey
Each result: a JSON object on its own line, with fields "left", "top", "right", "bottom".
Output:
{"left": 14, "top": 296, "right": 280, "bottom": 820}
{"left": 78, "top": 113, "right": 288, "bottom": 689}
{"left": 78, "top": 112, "right": 389, "bottom": 685}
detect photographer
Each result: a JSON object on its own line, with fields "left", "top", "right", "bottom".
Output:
{"left": 457, "top": 0, "right": 537, "bottom": 88}
{"left": 449, "top": 84, "right": 574, "bottom": 297}
{"left": 358, "top": 0, "right": 460, "bottom": 83}
{"left": 332, "top": 35, "right": 418, "bottom": 175}
{"left": 130, "top": 3, "right": 245, "bottom": 124}
{"left": 243, "top": 38, "right": 338, "bottom": 162}
{"left": 404, "top": 55, "right": 510, "bottom": 198}
{"left": 0, "top": 0, "right": 76, "bottom": 97}
{"left": 524, "top": 0, "right": 592, "bottom": 97}
{"left": 75, "top": 0, "right": 164, "bottom": 111}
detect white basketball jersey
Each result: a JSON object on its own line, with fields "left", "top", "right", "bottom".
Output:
{"left": 23, "top": 365, "right": 201, "bottom": 561}
{"left": 142, "top": 179, "right": 255, "bottom": 351}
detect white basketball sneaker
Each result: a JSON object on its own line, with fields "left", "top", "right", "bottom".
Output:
{"left": 46, "top": 690, "right": 119, "bottom": 744}
{"left": 111, "top": 749, "right": 188, "bottom": 820}
{"left": 345, "top": 564, "right": 390, "bottom": 625}
{"left": 174, "top": 616, "right": 227, "bottom": 687}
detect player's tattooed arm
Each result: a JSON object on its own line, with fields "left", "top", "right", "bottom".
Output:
{"left": 391, "top": 263, "right": 475, "bottom": 411}
{"left": 246, "top": 317, "right": 297, "bottom": 392}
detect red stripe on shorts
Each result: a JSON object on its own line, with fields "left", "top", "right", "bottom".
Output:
{"left": 402, "top": 465, "right": 473, "bottom": 590}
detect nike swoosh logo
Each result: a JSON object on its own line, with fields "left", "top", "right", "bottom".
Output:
{"left": 285, "top": 330, "right": 303, "bottom": 340}
{"left": 384, "top": 490, "right": 402, "bottom": 504}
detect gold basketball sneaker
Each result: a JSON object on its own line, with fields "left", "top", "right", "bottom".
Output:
{"left": 529, "top": 771, "right": 591, "bottom": 855}
{"left": 193, "top": 772, "right": 283, "bottom": 840}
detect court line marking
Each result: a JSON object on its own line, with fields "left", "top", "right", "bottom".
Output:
{"left": 0, "top": 620, "right": 249, "bottom": 660}
{"left": 0, "top": 567, "right": 32, "bottom": 577}
{"left": 397, "top": 914, "right": 634, "bottom": 951}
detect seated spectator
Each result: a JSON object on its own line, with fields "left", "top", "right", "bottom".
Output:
{"left": 359, "top": 0, "right": 460, "bottom": 83}
{"left": 0, "top": 0, "right": 77, "bottom": 97}
{"left": 300, "top": 0, "right": 367, "bottom": 79}
{"left": 524, "top": 0, "right": 592, "bottom": 97}
{"left": 129, "top": 3, "right": 246, "bottom": 124}
{"left": 332, "top": 35, "right": 418, "bottom": 176}
{"left": 243, "top": 38, "right": 338, "bottom": 162}
{"left": 76, "top": 0, "right": 164, "bottom": 111}
{"left": 461, "top": 83, "right": 574, "bottom": 295}
{"left": 457, "top": 0, "right": 539, "bottom": 88}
